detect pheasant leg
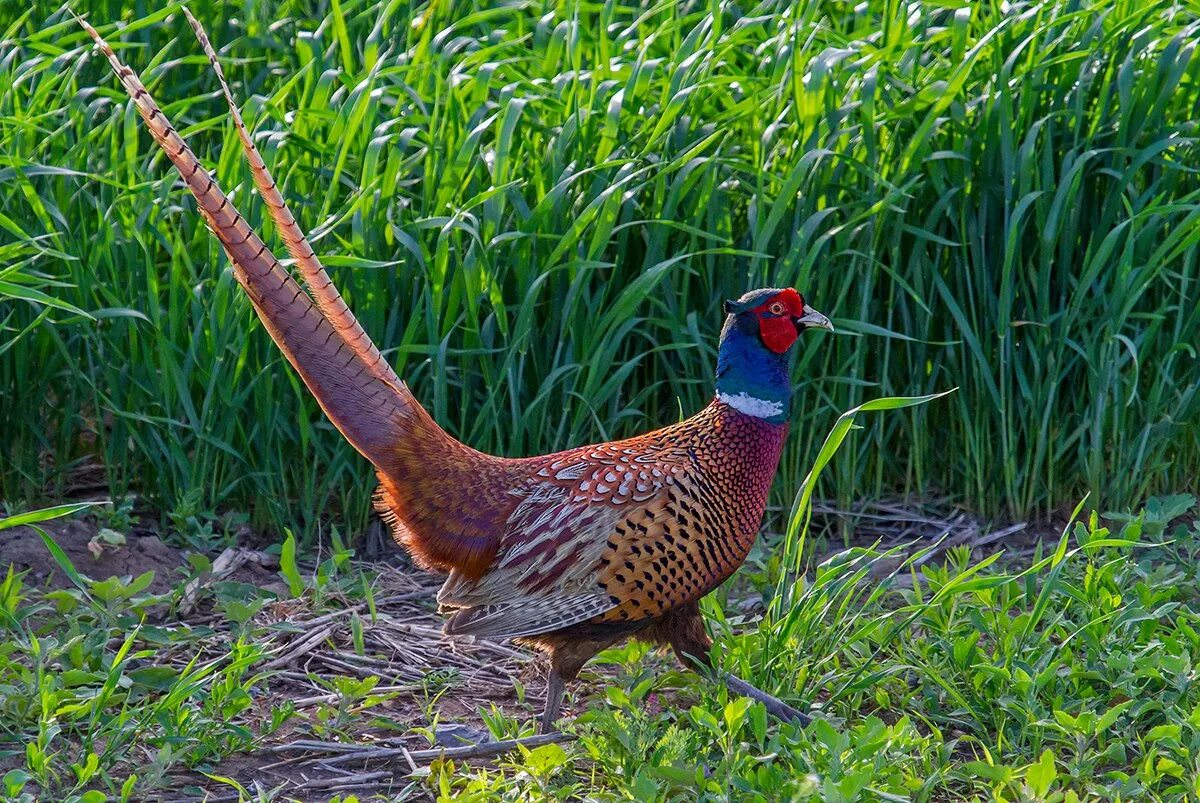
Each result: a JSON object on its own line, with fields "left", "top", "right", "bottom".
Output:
{"left": 540, "top": 669, "right": 566, "bottom": 734}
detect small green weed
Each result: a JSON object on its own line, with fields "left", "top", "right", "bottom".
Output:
{"left": 0, "top": 507, "right": 293, "bottom": 800}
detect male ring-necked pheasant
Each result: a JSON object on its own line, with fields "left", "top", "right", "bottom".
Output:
{"left": 80, "top": 13, "right": 833, "bottom": 731}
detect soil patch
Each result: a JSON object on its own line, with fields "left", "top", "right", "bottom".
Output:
{"left": 0, "top": 517, "right": 191, "bottom": 594}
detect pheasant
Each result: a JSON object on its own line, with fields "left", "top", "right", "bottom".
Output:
{"left": 79, "top": 13, "right": 834, "bottom": 731}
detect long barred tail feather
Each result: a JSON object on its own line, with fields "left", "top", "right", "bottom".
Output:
{"left": 77, "top": 10, "right": 508, "bottom": 579}
{"left": 74, "top": 11, "right": 412, "bottom": 468}
{"left": 178, "top": 7, "right": 401, "bottom": 393}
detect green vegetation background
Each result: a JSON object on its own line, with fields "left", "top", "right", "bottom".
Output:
{"left": 2, "top": 0, "right": 1198, "bottom": 538}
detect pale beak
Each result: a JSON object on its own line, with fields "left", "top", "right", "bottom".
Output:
{"left": 794, "top": 307, "right": 834, "bottom": 332}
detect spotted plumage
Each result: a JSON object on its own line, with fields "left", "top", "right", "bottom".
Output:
{"left": 431, "top": 401, "right": 788, "bottom": 643}
{"left": 80, "top": 15, "right": 834, "bottom": 731}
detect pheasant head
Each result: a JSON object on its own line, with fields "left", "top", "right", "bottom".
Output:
{"left": 716, "top": 287, "right": 832, "bottom": 422}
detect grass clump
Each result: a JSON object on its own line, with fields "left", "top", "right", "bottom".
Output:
{"left": 0, "top": 0, "right": 1197, "bottom": 540}
{"left": 433, "top": 497, "right": 1200, "bottom": 801}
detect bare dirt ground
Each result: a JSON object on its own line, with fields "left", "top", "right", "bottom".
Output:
{"left": 0, "top": 517, "right": 208, "bottom": 594}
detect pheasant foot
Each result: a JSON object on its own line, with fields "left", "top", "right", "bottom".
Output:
{"left": 434, "top": 723, "right": 494, "bottom": 747}
{"left": 722, "top": 672, "right": 812, "bottom": 726}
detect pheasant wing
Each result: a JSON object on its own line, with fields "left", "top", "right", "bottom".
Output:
{"left": 438, "top": 484, "right": 623, "bottom": 638}
{"left": 438, "top": 446, "right": 700, "bottom": 638}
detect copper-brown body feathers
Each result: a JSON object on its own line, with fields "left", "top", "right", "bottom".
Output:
{"left": 80, "top": 14, "right": 807, "bottom": 726}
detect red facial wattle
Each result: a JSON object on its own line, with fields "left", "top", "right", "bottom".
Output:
{"left": 756, "top": 315, "right": 798, "bottom": 353}
{"left": 753, "top": 289, "right": 806, "bottom": 354}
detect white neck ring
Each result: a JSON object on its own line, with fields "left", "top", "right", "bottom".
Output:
{"left": 717, "top": 391, "right": 784, "bottom": 419}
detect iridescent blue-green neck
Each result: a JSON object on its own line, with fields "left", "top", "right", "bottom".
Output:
{"left": 714, "top": 314, "right": 794, "bottom": 424}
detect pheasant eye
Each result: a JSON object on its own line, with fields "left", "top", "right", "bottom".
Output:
{"left": 768, "top": 302, "right": 785, "bottom": 315}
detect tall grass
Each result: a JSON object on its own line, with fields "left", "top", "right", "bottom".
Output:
{"left": 1, "top": 0, "right": 1197, "bottom": 539}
